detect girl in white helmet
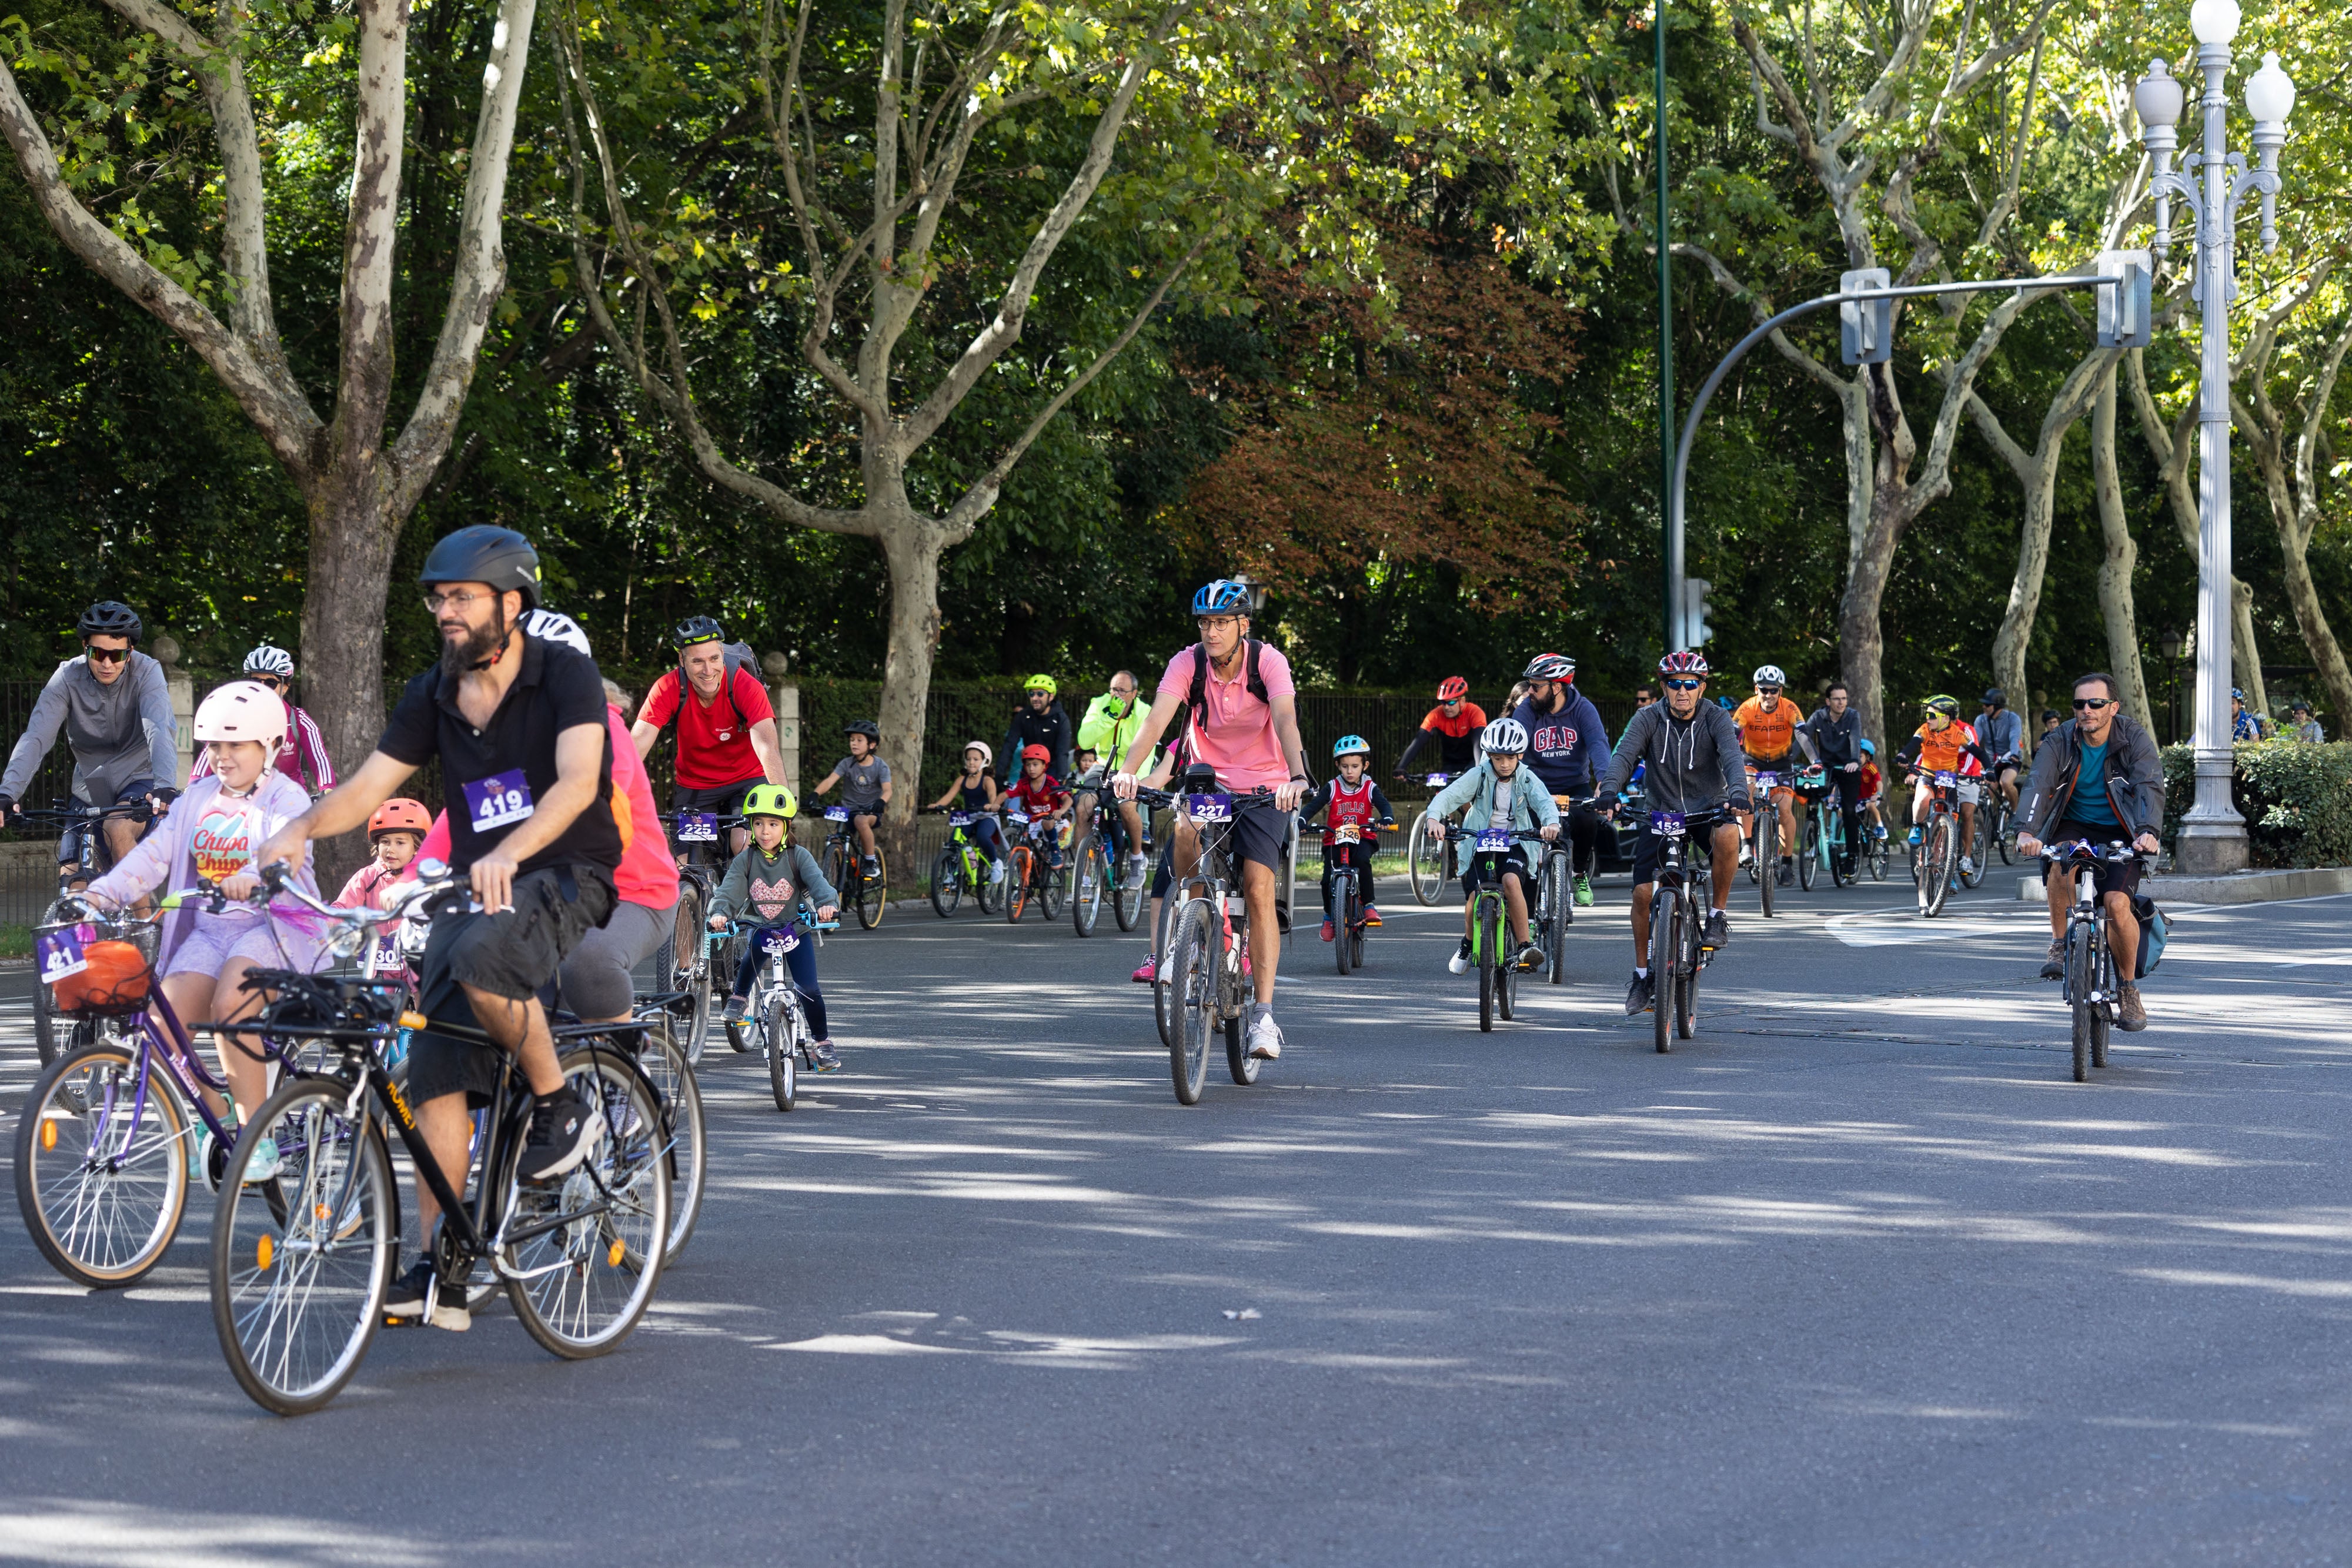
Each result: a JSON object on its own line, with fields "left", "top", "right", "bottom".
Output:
{"left": 1424, "top": 717, "right": 1562, "bottom": 976}
{"left": 81, "top": 680, "right": 326, "bottom": 1181}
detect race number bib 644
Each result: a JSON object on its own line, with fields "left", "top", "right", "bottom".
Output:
{"left": 462, "top": 770, "right": 534, "bottom": 831}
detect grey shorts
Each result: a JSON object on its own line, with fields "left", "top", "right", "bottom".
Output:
{"left": 557, "top": 897, "right": 676, "bottom": 1021}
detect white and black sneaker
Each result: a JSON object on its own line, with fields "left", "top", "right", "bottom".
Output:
{"left": 1448, "top": 938, "right": 1472, "bottom": 975}
{"left": 383, "top": 1259, "right": 470, "bottom": 1331}
{"left": 517, "top": 1086, "right": 600, "bottom": 1183}
{"left": 1624, "top": 972, "right": 1653, "bottom": 1015}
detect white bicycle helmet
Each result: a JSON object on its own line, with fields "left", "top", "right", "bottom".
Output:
{"left": 1479, "top": 717, "right": 1530, "bottom": 756}
{"left": 242, "top": 644, "right": 296, "bottom": 679}
{"left": 193, "top": 680, "right": 288, "bottom": 752}
{"left": 964, "top": 740, "right": 994, "bottom": 766}
{"left": 523, "top": 607, "right": 592, "bottom": 654}
{"left": 1752, "top": 664, "right": 1788, "bottom": 687}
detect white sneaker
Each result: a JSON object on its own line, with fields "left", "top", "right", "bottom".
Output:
{"left": 1080, "top": 877, "right": 1097, "bottom": 895}
{"left": 1960, "top": 856, "right": 1976, "bottom": 875}
{"left": 1125, "top": 855, "right": 1148, "bottom": 889}
{"left": 1156, "top": 952, "right": 1174, "bottom": 984}
{"left": 1447, "top": 938, "right": 1472, "bottom": 975}
{"left": 989, "top": 861, "right": 1006, "bottom": 884}
{"left": 1736, "top": 841, "right": 1753, "bottom": 867}
{"left": 1247, "top": 1012, "right": 1284, "bottom": 1059}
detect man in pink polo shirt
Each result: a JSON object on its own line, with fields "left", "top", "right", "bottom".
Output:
{"left": 1113, "top": 579, "right": 1311, "bottom": 1062}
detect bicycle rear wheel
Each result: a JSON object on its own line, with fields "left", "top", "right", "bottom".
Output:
{"left": 1675, "top": 925, "right": 1699, "bottom": 1040}
{"left": 1995, "top": 800, "right": 2016, "bottom": 865}
{"left": 1650, "top": 887, "right": 1678, "bottom": 1054}
{"left": 16, "top": 1036, "right": 190, "bottom": 1288}
{"left": 1225, "top": 970, "right": 1258, "bottom": 1087}
{"left": 1544, "top": 853, "right": 1571, "bottom": 984}
{"left": 1407, "top": 815, "right": 1445, "bottom": 905}
{"left": 1476, "top": 898, "right": 1499, "bottom": 1034}
{"left": 931, "top": 847, "right": 963, "bottom": 918}
{"left": 1072, "top": 840, "right": 1104, "bottom": 936}
{"left": 1040, "top": 855, "right": 1068, "bottom": 921}
{"left": 1168, "top": 901, "right": 1215, "bottom": 1105}
{"left": 1960, "top": 804, "right": 1988, "bottom": 888}
{"left": 1799, "top": 817, "right": 1819, "bottom": 890}
{"left": 1923, "top": 818, "right": 1956, "bottom": 917}
{"left": 1112, "top": 850, "right": 1144, "bottom": 931}
{"left": 855, "top": 850, "right": 887, "bottom": 928}
{"left": 211, "top": 1080, "right": 395, "bottom": 1416}
{"left": 635, "top": 1023, "right": 704, "bottom": 1263}
{"left": 502, "top": 1048, "right": 670, "bottom": 1359}
{"left": 1151, "top": 892, "right": 1177, "bottom": 1048}
{"left": 1757, "top": 823, "right": 1776, "bottom": 918}
{"left": 668, "top": 881, "right": 716, "bottom": 1060}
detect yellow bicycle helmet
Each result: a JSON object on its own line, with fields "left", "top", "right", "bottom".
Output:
{"left": 743, "top": 783, "right": 797, "bottom": 820}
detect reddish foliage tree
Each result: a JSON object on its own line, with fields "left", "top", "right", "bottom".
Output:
{"left": 1182, "top": 228, "right": 1585, "bottom": 614}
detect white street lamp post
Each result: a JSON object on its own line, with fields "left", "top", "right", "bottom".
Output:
{"left": 2134, "top": 0, "right": 2293, "bottom": 874}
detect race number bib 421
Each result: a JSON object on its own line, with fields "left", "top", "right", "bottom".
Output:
{"left": 463, "top": 770, "right": 534, "bottom": 831}
{"left": 37, "top": 922, "right": 92, "bottom": 984}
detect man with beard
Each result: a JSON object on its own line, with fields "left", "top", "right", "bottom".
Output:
{"left": 253, "top": 526, "right": 622, "bottom": 1330}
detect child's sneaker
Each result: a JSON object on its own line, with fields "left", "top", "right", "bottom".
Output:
{"left": 1362, "top": 905, "right": 1383, "bottom": 927}
{"left": 811, "top": 1039, "right": 841, "bottom": 1072}
{"left": 721, "top": 995, "right": 750, "bottom": 1025}
{"left": 1319, "top": 918, "right": 1335, "bottom": 942}
{"left": 1130, "top": 959, "right": 1155, "bottom": 984}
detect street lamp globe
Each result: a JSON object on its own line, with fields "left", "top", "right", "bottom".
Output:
{"left": 2189, "top": 0, "right": 2240, "bottom": 44}
{"left": 2246, "top": 51, "right": 2295, "bottom": 128}
{"left": 2135, "top": 60, "right": 2186, "bottom": 130}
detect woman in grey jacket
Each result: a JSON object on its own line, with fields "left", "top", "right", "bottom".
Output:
{"left": 2014, "top": 673, "right": 2163, "bottom": 1031}
{"left": 1426, "top": 718, "right": 1561, "bottom": 976}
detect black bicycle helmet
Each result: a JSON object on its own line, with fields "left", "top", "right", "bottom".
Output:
{"left": 77, "top": 601, "right": 143, "bottom": 641}
{"left": 671, "top": 614, "right": 724, "bottom": 651}
{"left": 418, "top": 526, "right": 541, "bottom": 610}
{"left": 844, "top": 719, "right": 881, "bottom": 742}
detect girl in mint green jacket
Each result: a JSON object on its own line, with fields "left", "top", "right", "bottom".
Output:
{"left": 1427, "top": 733, "right": 1561, "bottom": 975}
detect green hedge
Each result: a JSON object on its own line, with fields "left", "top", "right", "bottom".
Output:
{"left": 2160, "top": 741, "right": 2352, "bottom": 868}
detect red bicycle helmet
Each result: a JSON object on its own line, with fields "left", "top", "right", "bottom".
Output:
{"left": 1020, "top": 743, "right": 1052, "bottom": 763}
{"left": 1657, "top": 650, "right": 1710, "bottom": 678}
{"left": 1435, "top": 676, "right": 1469, "bottom": 702}
{"left": 368, "top": 798, "right": 432, "bottom": 841}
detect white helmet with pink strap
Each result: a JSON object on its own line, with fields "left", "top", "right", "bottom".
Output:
{"left": 193, "top": 680, "right": 288, "bottom": 757}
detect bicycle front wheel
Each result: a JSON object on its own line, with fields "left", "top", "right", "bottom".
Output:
{"left": 1168, "top": 901, "right": 1215, "bottom": 1105}
{"left": 1799, "top": 817, "right": 1819, "bottom": 890}
{"left": 211, "top": 1080, "right": 395, "bottom": 1416}
{"left": 1113, "top": 852, "right": 1144, "bottom": 931}
{"left": 763, "top": 994, "right": 799, "bottom": 1112}
{"left": 1073, "top": 840, "right": 1103, "bottom": 936}
{"left": 1407, "top": 815, "right": 1445, "bottom": 905}
{"left": 670, "top": 881, "right": 716, "bottom": 1059}
{"left": 16, "top": 1037, "right": 191, "bottom": 1288}
{"left": 1007, "top": 847, "right": 1033, "bottom": 923}
{"left": 1757, "top": 825, "right": 1776, "bottom": 918}
{"left": 1923, "top": 818, "right": 1956, "bottom": 917}
{"left": 1544, "top": 853, "right": 1571, "bottom": 984}
{"left": 855, "top": 850, "right": 887, "bottom": 928}
{"left": 1651, "top": 886, "right": 1678, "bottom": 1054}
{"left": 931, "top": 847, "right": 963, "bottom": 918}
{"left": 1476, "top": 898, "right": 1499, "bottom": 1034}
{"left": 502, "top": 1048, "right": 670, "bottom": 1359}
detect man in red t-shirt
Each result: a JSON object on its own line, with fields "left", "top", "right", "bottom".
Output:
{"left": 631, "top": 616, "right": 786, "bottom": 858}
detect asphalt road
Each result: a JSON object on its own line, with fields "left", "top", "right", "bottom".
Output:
{"left": 4, "top": 863, "right": 2352, "bottom": 1566}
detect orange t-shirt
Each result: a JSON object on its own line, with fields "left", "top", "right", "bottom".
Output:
{"left": 1911, "top": 719, "right": 1984, "bottom": 777}
{"left": 1420, "top": 702, "right": 1487, "bottom": 738}
{"left": 1734, "top": 696, "right": 1803, "bottom": 760}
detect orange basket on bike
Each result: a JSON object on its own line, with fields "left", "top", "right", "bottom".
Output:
{"left": 35, "top": 915, "right": 159, "bottom": 1016}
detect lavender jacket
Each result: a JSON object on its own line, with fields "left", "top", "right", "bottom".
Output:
{"left": 84, "top": 770, "right": 327, "bottom": 973}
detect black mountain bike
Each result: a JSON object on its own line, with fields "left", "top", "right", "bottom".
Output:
{"left": 1643, "top": 808, "right": 1725, "bottom": 1054}
{"left": 2043, "top": 838, "right": 2153, "bottom": 1082}
{"left": 818, "top": 806, "right": 889, "bottom": 928}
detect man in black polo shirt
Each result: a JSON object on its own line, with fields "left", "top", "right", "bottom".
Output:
{"left": 255, "top": 526, "right": 620, "bottom": 1329}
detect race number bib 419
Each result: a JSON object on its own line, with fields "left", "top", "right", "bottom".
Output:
{"left": 463, "top": 770, "right": 534, "bottom": 832}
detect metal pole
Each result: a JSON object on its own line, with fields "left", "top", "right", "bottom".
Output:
{"left": 2178, "top": 36, "right": 2250, "bottom": 872}
{"left": 1655, "top": 0, "right": 1676, "bottom": 653}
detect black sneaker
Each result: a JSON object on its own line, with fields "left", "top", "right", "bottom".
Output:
{"left": 1776, "top": 860, "right": 1795, "bottom": 887}
{"left": 1702, "top": 910, "right": 1729, "bottom": 948}
{"left": 2040, "top": 939, "right": 2066, "bottom": 981}
{"left": 1514, "top": 942, "right": 1545, "bottom": 972}
{"left": 1624, "top": 972, "right": 1653, "bottom": 1015}
{"left": 517, "top": 1086, "right": 601, "bottom": 1183}
{"left": 811, "top": 1039, "right": 841, "bottom": 1072}
{"left": 383, "top": 1259, "right": 470, "bottom": 1331}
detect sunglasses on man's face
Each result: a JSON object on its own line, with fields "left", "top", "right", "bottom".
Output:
{"left": 83, "top": 644, "right": 128, "bottom": 664}
{"left": 1755, "top": 685, "right": 1782, "bottom": 695}
{"left": 2073, "top": 697, "right": 2114, "bottom": 711}
{"left": 1665, "top": 678, "right": 1703, "bottom": 692}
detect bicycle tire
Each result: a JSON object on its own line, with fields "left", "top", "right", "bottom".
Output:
{"left": 1112, "top": 851, "right": 1144, "bottom": 931}
{"left": 1799, "top": 817, "right": 1819, "bottom": 890}
{"left": 15, "top": 1036, "right": 191, "bottom": 1288}
{"left": 1758, "top": 826, "right": 1776, "bottom": 918}
{"left": 1072, "top": 841, "right": 1104, "bottom": 937}
{"left": 211, "top": 1079, "right": 395, "bottom": 1416}
{"left": 1924, "top": 818, "right": 1956, "bottom": 917}
{"left": 1498, "top": 934, "right": 1516, "bottom": 1022}
{"left": 667, "top": 881, "right": 717, "bottom": 1059}
{"left": 931, "top": 848, "right": 963, "bottom": 918}
{"left": 1168, "top": 901, "right": 1215, "bottom": 1105}
{"left": 1225, "top": 1002, "right": 1257, "bottom": 1086}
{"left": 1151, "top": 892, "right": 1177, "bottom": 1048}
{"left": 1995, "top": 800, "right": 2015, "bottom": 865}
{"left": 502, "top": 1047, "right": 670, "bottom": 1359}
{"left": 763, "top": 994, "right": 798, "bottom": 1111}
{"left": 2089, "top": 934, "right": 2112, "bottom": 1070}
{"left": 1959, "top": 803, "right": 1988, "bottom": 888}
{"left": 1407, "top": 815, "right": 1445, "bottom": 905}
{"left": 1334, "top": 872, "right": 1353, "bottom": 976}
{"left": 1544, "top": 852, "right": 1570, "bottom": 985}
{"left": 1007, "top": 847, "right": 1031, "bottom": 923}
{"left": 1676, "top": 924, "right": 1699, "bottom": 1040}
{"left": 637, "top": 1025, "right": 704, "bottom": 1263}
{"left": 1041, "top": 855, "right": 1067, "bottom": 922}
{"left": 1651, "top": 887, "right": 1678, "bottom": 1054}
{"left": 855, "top": 850, "right": 887, "bottom": 929}
{"left": 1476, "top": 896, "right": 1498, "bottom": 1034}
{"left": 977, "top": 851, "right": 1005, "bottom": 914}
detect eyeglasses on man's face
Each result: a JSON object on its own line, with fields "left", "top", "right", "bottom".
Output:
{"left": 422, "top": 590, "right": 492, "bottom": 614}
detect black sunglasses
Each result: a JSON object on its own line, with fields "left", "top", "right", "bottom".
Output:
{"left": 2072, "top": 697, "right": 2113, "bottom": 711}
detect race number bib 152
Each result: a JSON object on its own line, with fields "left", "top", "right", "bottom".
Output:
{"left": 462, "top": 770, "right": 534, "bottom": 831}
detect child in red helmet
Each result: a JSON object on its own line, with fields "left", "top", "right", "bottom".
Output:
{"left": 336, "top": 798, "right": 432, "bottom": 910}
{"left": 1001, "top": 743, "right": 1072, "bottom": 870}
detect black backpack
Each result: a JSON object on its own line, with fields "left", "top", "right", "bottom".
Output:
{"left": 1187, "top": 638, "right": 1270, "bottom": 710}
{"left": 661, "top": 641, "right": 761, "bottom": 733}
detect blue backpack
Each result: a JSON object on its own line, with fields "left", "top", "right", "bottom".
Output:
{"left": 2130, "top": 891, "right": 2169, "bottom": 977}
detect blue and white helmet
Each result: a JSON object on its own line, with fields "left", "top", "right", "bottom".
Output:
{"left": 523, "top": 608, "right": 592, "bottom": 655}
{"left": 1332, "top": 734, "right": 1371, "bottom": 760}
{"left": 1191, "top": 579, "right": 1253, "bottom": 616}
{"left": 1479, "top": 717, "right": 1529, "bottom": 756}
